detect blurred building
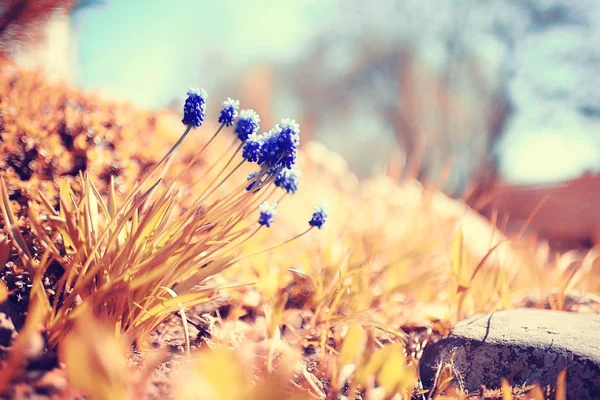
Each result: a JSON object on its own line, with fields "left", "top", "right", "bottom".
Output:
{"left": 483, "top": 173, "right": 600, "bottom": 249}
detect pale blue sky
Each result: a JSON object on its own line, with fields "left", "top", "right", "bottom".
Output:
{"left": 74, "top": 0, "right": 332, "bottom": 108}
{"left": 73, "top": 1, "right": 600, "bottom": 185}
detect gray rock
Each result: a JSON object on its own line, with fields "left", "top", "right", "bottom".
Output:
{"left": 420, "top": 309, "right": 600, "bottom": 399}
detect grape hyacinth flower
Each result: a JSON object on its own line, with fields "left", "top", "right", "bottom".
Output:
{"left": 246, "top": 171, "right": 261, "bottom": 191}
{"left": 182, "top": 88, "right": 207, "bottom": 128}
{"left": 258, "top": 201, "right": 277, "bottom": 228}
{"left": 235, "top": 109, "right": 261, "bottom": 141}
{"left": 258, "top": 119, "right": 300, "bottom": 168}
{"left": 309, "top": 204, "right": 328, "bottom": 229}
{"left": 274, "top": 167, "right": 300, "bottom": 195}
{"left": 242, "top": 133, "right": 264, "bottom": 163}
{"left": 218, "top": 98, "right": 240, "bottom": 127}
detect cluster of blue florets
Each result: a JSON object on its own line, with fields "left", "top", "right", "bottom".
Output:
{"left": 309, "top": 204, "right": 328, "bottom": 229}
{"left": 246, "top": 171, "right": 261, "bottom": 191}
{"left": 218, "top": 98, "right": 240, "bottom": 127}
{"left": 181, "top": 88, "right": 326, "bottom": 230}
{"left": 235, "top": 109, "right": 261, "bottom": 141}
{"left": 182, "top": 88, "right": 208, "bottom": 128}
{"left": 274, "top": 167, "right": 300, "bottom": 195}
{"left": 241, "top": 133, "right": 263, "bottom": 163}
{"left": 258, "top": 201, "right": 277, "bottom": 227}
{"left": 242, "top": 118, "right": 300, "bottom": 170}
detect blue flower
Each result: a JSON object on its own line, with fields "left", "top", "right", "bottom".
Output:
{"left": 274, "top": 167, "right": 300, "bottom": 194}
{"left": 258, "top": 201, "right": 277, "bottom": 227}
{"left": 242, "top": 133, "right": 264, "bottom": 163}
{"left": 182, "top": 88, "right": 207, "bottom": 128}
{"left": 258, "top": 119, "right": 300, "bottom": 168}
{"left": 256, "top": 129, "right": 279, "bottom": 166}
{"left": 309, "top": 204, "right": 328, "bottom": 229}
{"left": 218, "top": 98, "right": 239, "bottom": 127}
{"left": 277, "top": 119, "right": 300, "bottom": 168}
{"left": 235, "top": 109, "right": 261, "bottom": 141}
{"left": 246, "top": 171, "right": 261, "bottom": 191}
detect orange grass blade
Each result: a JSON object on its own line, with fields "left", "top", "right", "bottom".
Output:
{"left": 61, "top": 310, "right": 129, "bottom": 400}
{"left": 160, "top": 286, "right": 191, "bottom": 356}
{"left": 0, "top": 177, "right": 33, "bottom": 267}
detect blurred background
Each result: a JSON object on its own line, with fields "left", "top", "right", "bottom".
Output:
{"left": 1, "top": 0, "right": 600, "bottom": 248}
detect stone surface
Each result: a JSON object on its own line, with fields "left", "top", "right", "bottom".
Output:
{"left": 420, "top": 308, "right": 600, "bottom": 399}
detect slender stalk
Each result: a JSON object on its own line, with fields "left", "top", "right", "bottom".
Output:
{"left": 207, "top": 169, "right": 277, "bottom": 222}
{"left": 171, "top": 123, "right": 225, "bottom": 184}
{"left": 156, "top": 125, "right": 192, "bottom": 172}
{"left": 247, "top": 185, "right": 278, "bottom": 211}
{"left": 186, "top": 135, "right": 240, "bottom": 196}
{"left": 197, "top": 141, "right": 244, "bottom": 202}
{"left": 206, "top": 194, "right": 251, "bottom": 223}
{"left": 199, "top": 159, "right": 246, "bottom": 203}
{"left": 199, "top": 123, "right": 225, "bottom": 154}
{"left": 237, "top": 227, "right": 313, "bottom": 262}
{"left": 276, "top": 192, "right": 287, "bottom": 204}
{"left": 204, "top": 164, "right": 282, "bottom": 222}
{"left": 201, "top": 180, "right": 253, "bottom": 214}
{"left": 201, "top": 226, "right": 262, "bottom": 267}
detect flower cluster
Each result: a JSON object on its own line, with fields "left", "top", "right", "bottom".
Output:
{"left": 258, "top": 201, "right": 277, "bottom": 227}
{"left": 219, "top": 98, "right": 240, "bottom": 127}
{"left": 309, "top": 204, "right": 328, "bottom": 229}
{"left": 182, "top": 88, "right": 207, "bottom": 128}
{"left": 235, "top": 109, "right": 261, "bottom": 141}
{"left": 274, "top": 167, "right": 300, "bottom": 195}
{"left": 180, "top": 89, "right": 325, "bottom": 231}
{"left": 242, "top": 133, "right": 263, "bottom": 163}
{"left": 243, "top": 118, "right": 300, "bottom": 170}
{"left": 246, "top": 171, "right": 261, "bottom": 191}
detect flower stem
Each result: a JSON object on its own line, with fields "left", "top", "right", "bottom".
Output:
{"left": 156, "top": 125, "right": 192, "bottom": 170}
{"left": 237, "top": 227, "right": 313, "bottom": 262}
{"left": 198, "top": 156, "right": 245, "bottom": 203}
{"left": 199, "top": 123, "right": 225, "bottom": 154}
{"left": 190, "top": 135, "right": 239, "bottom": 192}
{"left": 171, "top": 123, "right": 225, "bottom": 184}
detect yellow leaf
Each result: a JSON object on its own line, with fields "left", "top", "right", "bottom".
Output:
{"left": 0, "top": 235, "right": 10, "bottom": 269}
{"left": 339, "top": 324, "right": 367, "bottom": 367}
{"left": 0, "top": 286, "right": 49, "bottom": 391}
{"left": 377, "top": 345, "right": 415, "bottom": 395}
{"left": 556, "top": 369, "right": 566, "bottom": 400}
{"left": 451, "top": 228, "right": 465, "bottom": 279}
{"left": 132, "top": 196, "right": 173, "bottom": 250}
{"left": 86, "top": 178, "right": 100, "bottom": 241}
{"left": 176, "top": 348, "right": 248, "bottom": 400}
{"left": 134, "top": 290, "right": 213, "bottom": 325}
{"left": 61, "top": 311, "right": 128, "bottom": 400}
{"left": 530, "top": 385, "right": 545, "bottom": 400}
{"left": 107, "top": 176, "right": 118, "bottom": 217}
{"left": 0, "top": 281, "right": 7, "bottom": 303}
{"left": 0, "top": 177, "right": 33, "bottom": 264}
{"left": 268, "top": 292, "right": 288, "bottom": 338}
{"left": 501, "top": 379, "right": 513, "bottom": 400}
{"left": 356, "top": 343, "right": 405, "bottom": 387}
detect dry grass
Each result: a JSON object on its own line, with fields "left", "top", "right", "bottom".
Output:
{"left": 0, "top": 68, "right": 595, "bottom": 400}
